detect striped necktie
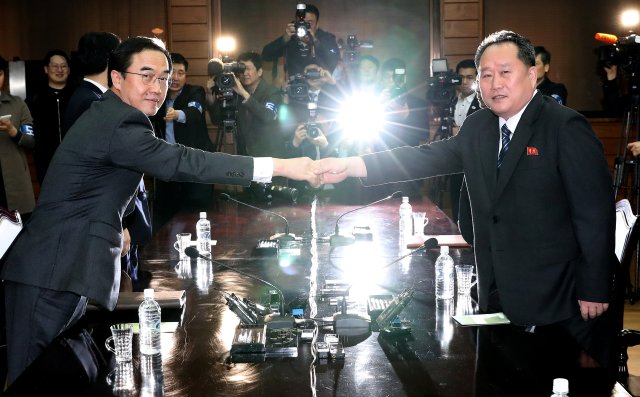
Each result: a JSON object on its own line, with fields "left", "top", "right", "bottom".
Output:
{"left": 497, "top": 124, "right": 511, "bottom": 168}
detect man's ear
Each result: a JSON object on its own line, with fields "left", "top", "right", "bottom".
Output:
{"left": 111, "top": 70, "right": 122, "bottom": 90}
{"left": 257, "top": 68, "right": 263, "bottom": 78}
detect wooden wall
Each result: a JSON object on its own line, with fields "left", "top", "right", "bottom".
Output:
{"left": 439, "top": 0, "right": 483, "bottom": 69}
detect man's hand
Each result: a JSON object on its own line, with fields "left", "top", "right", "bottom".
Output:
{"left": 628, "top": 141, "right": 640, "bottom": 157}
{"left": 578, "top": 300, "right": 609, "bottom": 320}
{"left": 121, "top": 228, "right": 131, "bottom": 257}
{"left": 283, "top": 22, "right": 296, "bottom": 43}
{"left": 231, "top": 74, "right": 250, "bottom": 100}
{"left": 273, "top": 157, "right": 321, "bottom": 187}
{"left": 313, "top": 157, "right": 367, "bottom": 184}
{"left": 165, "top": 107, "right": 178, "bottom": 122}
{"left": 604, "top": 65, "right": 617, "bottom": 81}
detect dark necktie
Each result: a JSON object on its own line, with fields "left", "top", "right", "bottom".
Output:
{"left": 309, "top": 92, "right": 318, "bottom": 103}
{"left": 497, "top": 124, "right": 511, "bottom": 168}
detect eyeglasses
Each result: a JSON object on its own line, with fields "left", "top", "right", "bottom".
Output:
{"left": 122, "top": 71, "right": 172, "bottom": 86}
{"left": 48, "top": 63, "right": 68, "bottom": 70}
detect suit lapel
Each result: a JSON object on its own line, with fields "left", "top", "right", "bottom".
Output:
{"left": 478, "top": 116, "right": 499, "bottom": 196}
{"left": 493, "top": 94, "right": 544, "bottom": 200}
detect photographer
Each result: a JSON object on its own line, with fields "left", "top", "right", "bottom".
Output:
{"left": 152, "top": 53, "right": 213, "bottom": 226}
{"left": 378, "top": 58, "right": 428, "bottom": 150}
{"left": 262, "top": 4, "right": 340, "bottom": 78}
{"left": 534, "top": 46, "right": 568, "bottom": 105}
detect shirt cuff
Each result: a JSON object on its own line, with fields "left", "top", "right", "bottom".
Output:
{"left": 252, "top": 157, "right": 273, "bottom": 183}
{"left": 177, "top": 110, "right": 186, "bottom": 124}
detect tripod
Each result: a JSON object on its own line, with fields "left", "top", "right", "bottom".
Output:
{"left": 613, "top": 93, "right": 640, "bottom": 303}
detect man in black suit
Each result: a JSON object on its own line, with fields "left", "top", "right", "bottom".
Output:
{"left": 262, "top": 4, "right": 340, "bottom": 78}
{"left": 534, "top": 46, "right": 568, "bottom": 105}
{"left": 315, "top": 31, "right": 620, "bottom": 374}
{"left": 450, "top": 59, "right": 481, "bottom": 225}
{"left": 152, "top": 52, "right": 213, "bottom": 226}
{"left": 63, "top": 32, "right": 151, "bottom": 288}
{"left": 2, "top": 36, "right": 318, "bottom": 384}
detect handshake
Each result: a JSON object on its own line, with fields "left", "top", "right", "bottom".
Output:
{"left": 273, "top": 157, "right": 367, "bottom": 188}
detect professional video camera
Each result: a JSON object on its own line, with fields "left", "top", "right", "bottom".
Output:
{"left": 426, "top": 58, "right": 460, "bottom": 141}
{"left": 426, "top": 58, "right": 461, "bottom": 107}
{"left": 208, "top": 57, "right": 246, "bottom": 146}
{"left": 340, "top": 34, "right": 374, "bottom": 64}
{"left": 286, "top": 68, "right": 322, "bottom": 102}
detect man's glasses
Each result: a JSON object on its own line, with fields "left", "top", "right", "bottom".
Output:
{"left": 122, "top": 71, "right": 172, "bottom": 86}
{"left": 48, "top": 63, "right": 68, "bottom": 71}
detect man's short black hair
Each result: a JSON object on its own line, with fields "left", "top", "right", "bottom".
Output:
{"left": 475, "top": 30, "right": 535, "bottom": 69}
{"left": 44, "top": 49, "right": 70, "bottom": 67}
{"left": 381, "top": 58, "right": 406, "bottom": 73}
{"left": 171, "top": 53, "right": 189, "bottom": 72}
{"left": 534, "top": 46, "right": 551, "bottom": 65}
{"left": 456, "top": 59, "right": 476, "bottom": 74}
{"left": 108, "top": 37, "right": 171, "bottom": 86}
{"left": 238, "top": 52, "right": 263, "bottom": 71}
{"left": 76, "top": 32, "right": 121, "bottom": 76}
{"left": 305, "top": 4, "right": 320, "bottom": 20}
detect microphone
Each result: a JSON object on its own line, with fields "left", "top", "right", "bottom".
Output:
{"left": 219, "top": 193, "right": 296, "bottom": 243}
{"left": 329, "top": 191, "right": 403, "bottom": 246}
{"left": 595, "top": 33, "right": 618, "bottom": 45}
{"left": 185, "top": 246, "right": 286, "bottom": 315}
{"left": 380, "top": 237, "right": 439, "bottom": 270}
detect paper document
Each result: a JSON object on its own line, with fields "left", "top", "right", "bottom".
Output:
{"left": 452, "top": 312, "right": 511, "bottom": 326}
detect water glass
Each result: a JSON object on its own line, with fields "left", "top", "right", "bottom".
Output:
{"left": 412, "top": 212, "right": 429, "bottom": 236}
{"left": 105, "top": 323, "right": 133, "bottom": 363}
{"left": 107, "top": 361, "right": 135, "bottom": 391}
{"left": 173, "top": 232, "right": 192, "bottom": 260}
{"left": 455, "top": 264, "right": 476, "bottom": 295}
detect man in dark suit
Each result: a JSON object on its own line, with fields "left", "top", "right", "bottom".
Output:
{"left": 1, "top": 36, "right": 318, "bottom": 385}
{"left": 63, "top": 32, "right": 150, "bottom": 288}
{"left": 315, "top": 31, "right": 620, "bottom": 375}
{"left": 152, "top": 52, "right": 213, "bottom": 226}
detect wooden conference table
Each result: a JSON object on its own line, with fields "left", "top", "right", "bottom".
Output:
{"left": 85, "top": 193, "right": 626, "bottom": 397}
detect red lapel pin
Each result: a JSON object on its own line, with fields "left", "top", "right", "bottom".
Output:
{"left": 526, "top": 147, "right": 539, "bottom": 156}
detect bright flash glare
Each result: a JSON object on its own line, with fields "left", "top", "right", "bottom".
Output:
{"left": 216, "top": 37, "right": 236, "bottom": 54}
{"left": 338, "top": 93, "right": 386, "bottom": 141}
{"left": 621, "top": 9, "right": 640, "bottom": 29}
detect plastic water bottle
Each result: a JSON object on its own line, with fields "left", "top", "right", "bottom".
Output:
{"left": 139, "top": 288, "right": 161, "bottom": 355}
{"left": 196, "top": 212, "right": 211, "bottom": 254}
{"left": 551, "top": 378, "right": 569, "bottom": 396}
{"left": 435, "top": 246, "right": 455, "bottom": 299}
{"left": 398, "top": 196, "right": 413, "bottom": 241}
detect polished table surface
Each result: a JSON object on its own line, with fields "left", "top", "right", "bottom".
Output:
{"left": 86, "top": 194, "right": 627, "bottom": 397}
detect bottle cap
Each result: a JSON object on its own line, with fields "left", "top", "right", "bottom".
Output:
{"left": 402, "top": 196, "right": 409, "bottom": 203}
{"left": 144, "top": 288, "right": 155, "bottom": 299}
{"left": 199, "top": 212, "right": 207, "bottom": 218}
{"left": 552, "top": 378, "right": 568, "bottom": 393}
{"left": 440, "top": 245, "right": 449, "bottom": 254}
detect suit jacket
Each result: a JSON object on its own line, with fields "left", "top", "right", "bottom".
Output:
{"left": 152, "top": 84, "right": 212, "bottom": 152}
{"left": 2, "top": 90, "right": 253, "bottom": 310}
{"left": 63, "top": 80, "right": 152, "bottom": 245}
{"left": 361, "top": 93, "right": 616, "bottom": 326}
{"left": 62, "top": 80, "right": 103, "bottom": 136}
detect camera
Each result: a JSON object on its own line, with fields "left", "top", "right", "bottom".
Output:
{"left": 390, "top": 68, "right": 407, "bottom": 99}
{"left": 597, "top": 34, "right": 640, "bottom": 74}
{"left": 216, "top": 61, "right": 246, "bottom": 90}
{"left": 294, "top": 3, "right": 310, "bottom": 39}
{"left": 340, "top": 34, "right": 374, "bottom": 64}
{"left": 305, "top": 122, "right": 321, "bottom": 138}
{"left": 287, "top": 74, "right": 309, "bottom": 102}
{"left": 426, "top": 58, "right": 461, "bottom": 107}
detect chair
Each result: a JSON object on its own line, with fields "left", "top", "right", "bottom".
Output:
{"left": 615, "top": 199, "right": 640, "bottom": 385}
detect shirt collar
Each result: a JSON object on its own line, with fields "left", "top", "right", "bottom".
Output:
{"left": 499, "top": 90, "right": 538, "bottom": 133}
{"left": 84, "top": 78, "right": 108, "bottom": 93}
